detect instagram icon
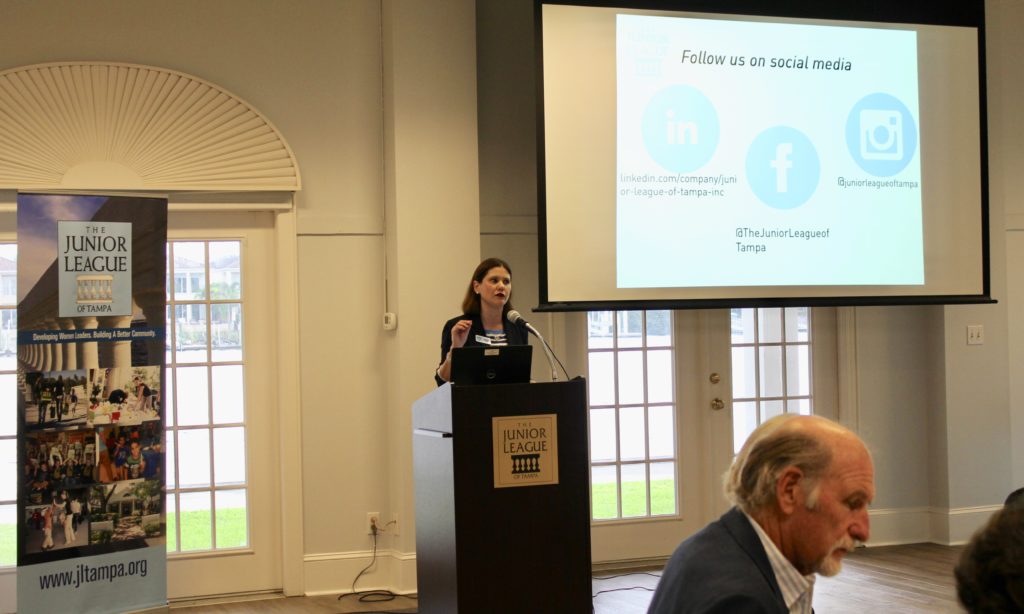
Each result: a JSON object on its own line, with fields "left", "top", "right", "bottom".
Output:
{"left": 860, "top": 110, "right": 903, "bottom": 161}
{"left": 846, "top": 92, "right": 917, "bottom": 176}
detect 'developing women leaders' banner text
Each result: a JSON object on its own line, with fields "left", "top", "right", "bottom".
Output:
{"left": 16, "top": 193, "right": 167, "bottom": 613}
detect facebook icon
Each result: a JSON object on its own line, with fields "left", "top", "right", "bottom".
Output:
{"left": 770, "top": 143, "right": 794, "bottom": 192}
{"left": 746, "top": 126, "right": 819, "bottom": 210}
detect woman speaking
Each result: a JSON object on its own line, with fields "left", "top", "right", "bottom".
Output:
{"left": 434, "top": 257, "right": 528, "bottom": 385}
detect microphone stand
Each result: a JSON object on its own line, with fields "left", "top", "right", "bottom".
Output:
{"left": 525, "top": 323, "right": 559, "bottom": 382}
{"left": 508, "top": 310, "right": 565, "bottom": 382}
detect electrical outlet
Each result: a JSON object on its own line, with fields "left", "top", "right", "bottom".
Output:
{"left": 367, "top": 512, "right": 380, "bottom": 535}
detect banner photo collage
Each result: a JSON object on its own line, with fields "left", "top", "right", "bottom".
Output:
{"left": 16, "top": 193, "right": 168, "bottom": 613}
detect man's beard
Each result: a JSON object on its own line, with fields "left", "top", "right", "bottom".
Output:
{"left": 815, "top": 537, "right": 856, "bottom": 577}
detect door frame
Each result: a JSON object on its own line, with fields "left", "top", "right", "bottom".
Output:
{"left": 568, "top": 306, "right": 838, "bottom": 566}
{"left": 163, "top": 204, "right": 303, "bottom": 599}
{"left": 565, "top": 309, "right": 736, "bottom": 565}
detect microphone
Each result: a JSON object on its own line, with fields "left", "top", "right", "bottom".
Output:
{"left": 507, "top": 310, "right": 559, "bottom": 381}
{"left": 506, "top": 310, "right": 539, "bottom": 336}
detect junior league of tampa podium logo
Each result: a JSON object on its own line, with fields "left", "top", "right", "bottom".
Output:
{"left": 492, "top": 414, "right": 559, "bottom": 489}
{"left": 511, "top": 453, "right": 541, "bottom": 475}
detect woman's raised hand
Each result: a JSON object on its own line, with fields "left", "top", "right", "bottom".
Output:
{"left": 451, "top": 319, "right": 472, "bottom": 349}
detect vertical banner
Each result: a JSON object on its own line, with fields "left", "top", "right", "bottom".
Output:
{"left": 16, "top": 194, "right": 167, "bottom": 613}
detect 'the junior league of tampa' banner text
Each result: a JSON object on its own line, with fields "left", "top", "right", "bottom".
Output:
{"left": 17, "top": 193, "right": 167, "bottom": 613}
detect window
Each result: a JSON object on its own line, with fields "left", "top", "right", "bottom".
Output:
{"left": 165, "top": 241, "right": 248, "bottom": 553}
{"left": 730, "top": 307, "right": 812, "bottom": 453}
{"left": 0, "top": 244, "right": 16, "bottom": 567}
{"left": 0, "top": 276, "right": 13, "bottom": 302}
{"left": 587, "top": 310, "right": 677, "bottom": 520}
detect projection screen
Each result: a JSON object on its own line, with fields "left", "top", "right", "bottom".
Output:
{"left": 537, "top": 0, "right": 989, "bottom": 309}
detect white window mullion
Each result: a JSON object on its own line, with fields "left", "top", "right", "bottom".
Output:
{"left": 731, "top": 307, "right": 815, "bottom": 449}
{"left": 166, "top": 239, "right": 248, "bottom": 555}
{"left": 587, "top": 309, "right": 677, "bottom": 521}
{"left": 0, "top": 244, "right": 16, "bottom": 567}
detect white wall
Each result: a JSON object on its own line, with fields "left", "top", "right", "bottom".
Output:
{"left": 1, "top": 0, "right": 1022, "bottom": 602}
{"left": 379, "top": 0, "right": 482, "bottom": 593}
{"left": 853, "top": 306, "right": 933, "bottom": 510}
{"left": 927, "top": 0, "right": 1016, "bottom": 522}
{"left": 990, "top": 0, "right": 1024, "bottom": 491}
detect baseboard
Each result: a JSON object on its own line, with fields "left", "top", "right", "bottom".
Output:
{"left": 168, "top": 590, "right": 282, "bottom": 609}
{"left": 303, "top": 548, "right": 417, "bottom": 596}
{"left": 127, "top": 605, "right": 170, "bottom": 613}
{"left": 591, "top": 556, "right": 670, "bottom": 574}
{"left": 304, "top": 547, "right": 669, "bottom": 595}
{"left": 0, "top": 567, "right": 13, "bottom": 614}
{"left": 867, "top": 505, "right": 1001, "bottom": 547}
{"left": 865, "top": 506, "right": 932, "bottom": 546}
{"left": 929, "top": 505, "right": 1002, "bottom": 546}
{"left": 299, "top": 507, "right": 1000, "bottom": 596}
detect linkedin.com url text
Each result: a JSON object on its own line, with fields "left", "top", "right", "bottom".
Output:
{"left": 620, "top": 172, "right": 738, "bottom": 186}
{"left": 623, "top": 187, "right": 725, "bottom": 198}
{"left": 619, "top": 173, "right": 737, "bottom": 199}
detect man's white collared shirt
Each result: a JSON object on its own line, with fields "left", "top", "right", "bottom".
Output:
{"left": 743, "top": 512, "right": 816, "bottom": 614}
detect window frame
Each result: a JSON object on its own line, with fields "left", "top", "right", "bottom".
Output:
{"left": 0, "top": 243, "right": 15, "bottom": 568}
{"left": 730, "top": 307, "right": 814, "bottom": 454}
{"left": 587, "top": 309, "right": 678, "bottom": 522}
{"left": 164, "top": 239, "right": 251, "bottom": 556}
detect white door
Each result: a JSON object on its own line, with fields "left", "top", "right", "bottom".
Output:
{"left": 566, "top": 309, "right": 733, "bottom": 563}
{"left": 572, "top": 306, "right": 824, "bottom": 564}
{"left": 0, "top": 212, "right": 19, "bottom": 613}
{"left": 165, "top": 211, "right": 283, "bottom": 598}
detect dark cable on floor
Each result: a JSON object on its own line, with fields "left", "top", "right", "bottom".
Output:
{"left": 593, "top": 571, "right": 663, "bottom": 581}
{"left": 337, "top": 521, "right": 417, "bottom": 612}
{"left": 591, "top": 571, "right": 662, "bottom": 599}
{"left": 593, "top": 585, "right": 657, "bottom": 599}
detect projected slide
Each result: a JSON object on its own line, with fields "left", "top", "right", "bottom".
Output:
{"left": 616, "top": 15, "right": 922, "bottom": 288}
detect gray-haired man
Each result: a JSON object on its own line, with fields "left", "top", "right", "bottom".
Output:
{"left": 648, "top": 414, "right": 874, "bottom": 614}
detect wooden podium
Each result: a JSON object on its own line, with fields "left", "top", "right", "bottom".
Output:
{"left": 412, "top": 379, "right": 591, "bottom": 614}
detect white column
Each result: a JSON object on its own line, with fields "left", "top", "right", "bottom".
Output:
{"left": 78, "top": 316, "right": 100, "bottom": 370}
{"left": 59, "top": 318, "right": 77, "bottom": 371}
{"left": 134, "top": 288, "right": 167, "bottom": 367}
{"left": 40, "top": 319, "right": 53, "bottom": 372}
{"left": 382, "top": 0, "right": 480, "bottom": 589}
{"left": 100, "top": 315, "right": 134, "bottom": 393}
{"left": 47, "top": 319, "right": 63, "bottom": 371}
